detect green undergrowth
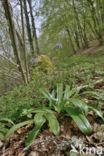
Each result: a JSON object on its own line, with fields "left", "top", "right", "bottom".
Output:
{"left": 0, "top": 49, "right": 104, "bottom": 121}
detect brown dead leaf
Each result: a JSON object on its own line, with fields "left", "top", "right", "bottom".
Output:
{"left": 29, "top": 151, "right": 39, "bottom": 156}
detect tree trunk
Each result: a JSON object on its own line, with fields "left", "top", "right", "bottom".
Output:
{"left": 72, "top": 0, "right": 85, "bottom": 48}
{"left": 87, "top": 0, "right": 103, "bottom": 45}
{"left": 23, "top": 0, "right": 34, "bottom": 54}
{"left": 27, "top": 0, "right": 40, "bottom": 55}
{"left": 2, "top": 0, "right": 27, "bottom": 83}
{"left": 65, "top": 27, "right": 76, "bottom": 54}
{"left": 20, "top": 0, "right": 30, "bottom": 82}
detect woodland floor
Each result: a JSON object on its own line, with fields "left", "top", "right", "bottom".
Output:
{"left": 0, "top": 45, "right": 104, "bottom": 156}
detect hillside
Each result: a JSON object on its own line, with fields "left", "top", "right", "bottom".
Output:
{"left": 0, "top": 47, "right": 104, "bottom": 155}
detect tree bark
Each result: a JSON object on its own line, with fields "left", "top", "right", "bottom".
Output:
{"left": 72, "top": 0, "right": 85, "bottom": 48}
{"left": 20, "top": 0, "right": 30, "bottom": 82}
{"left": 23, "top": 0, "right": 34, "bottom": 54}
{"left": 27, "top": 0, "right": 40, "bottom": 55}
{"left": 2, "top": 0, "right": 27, "bottom": 83}
{"left": 65, "top": 27, "right": 76, "bottom": 54}
{"left": 87, "top": 0, "right": 103, "bottom": 45}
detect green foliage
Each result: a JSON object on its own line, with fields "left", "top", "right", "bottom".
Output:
{"left": 0, "top": 51, "right": 104, "bottom": 120}
{"left": 0, "top": 51, "right": 104, "bottom": 148}
{"left": 40, "top": 0, "right": 104, "bottom": 55}
{"left": 6, "top": 107, "right": 60, "bottom": 148}
{"left": 41, "top": 83, "right": 104, "bottom": 134}
{"left": 0, "top": 118, "right": 14, "bottom": 140}
{"left": 0, "top": 81, "right": 44, "bottom": 120}
{"left": 6, "top": 120, "right": 33, "bottom": 139}
{"left": 66, "top": 107, "right": 92, "bottom": 135}
{"left": 31, "top": 55, "right": 54, "bottom": 79}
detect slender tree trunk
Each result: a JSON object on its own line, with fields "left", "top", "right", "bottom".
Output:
{"left": 72, "top": 0, "right": 85, "bottom": 48}
{"left": 23, "top": 0, "right": 34, "bottom": 54}
{"left": 83, "top": 15, "right": 89, "bottom": 48}
{"left": 27, "top": 0, "right": 40, "bottom": 55}
{"left": 20, "top": 0, "right": 30, "bottom": 82}
{"left": 2, "top": 0, "right": 27, "bottom": 83}
{"left": 87, "top": 0, "right": 103, "bottom": 45}
{"left": 74, "top": 29, "right": 81, "bottom": 49}
{"left": 65, "top": 27, "right": 76, "bottom": 54}
{"left": 101, "top": 0, "right": 104, "bottom": 28}
{"left": 81, "top": 0, "right": 89, "bottom": 48}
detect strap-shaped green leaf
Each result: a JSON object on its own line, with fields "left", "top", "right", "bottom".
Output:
{"left": 57, "top": 83, "right": 63, "bottom": 103}
{"left": 66, "top": 107, "right": 92, "bottom": 135}
{"left": 45, "top": 112, "right": 60, "bottom": 135}
{"left": 89, "top": 105, "right": 104, "bottom": 120}
{"left": 70, "top": 98, "right": 88, "bottom": 114}
{"left": 34, "top": 112, "right": 46, "bottom": 127}
{"left": 0, "top": 118, "right": 14, "bottom": 125}
{"left": 25, "top": 113, "right": 46, "bottom": 147}
{"left": 5, "top": 120, "right": 34, "bottom": 139}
